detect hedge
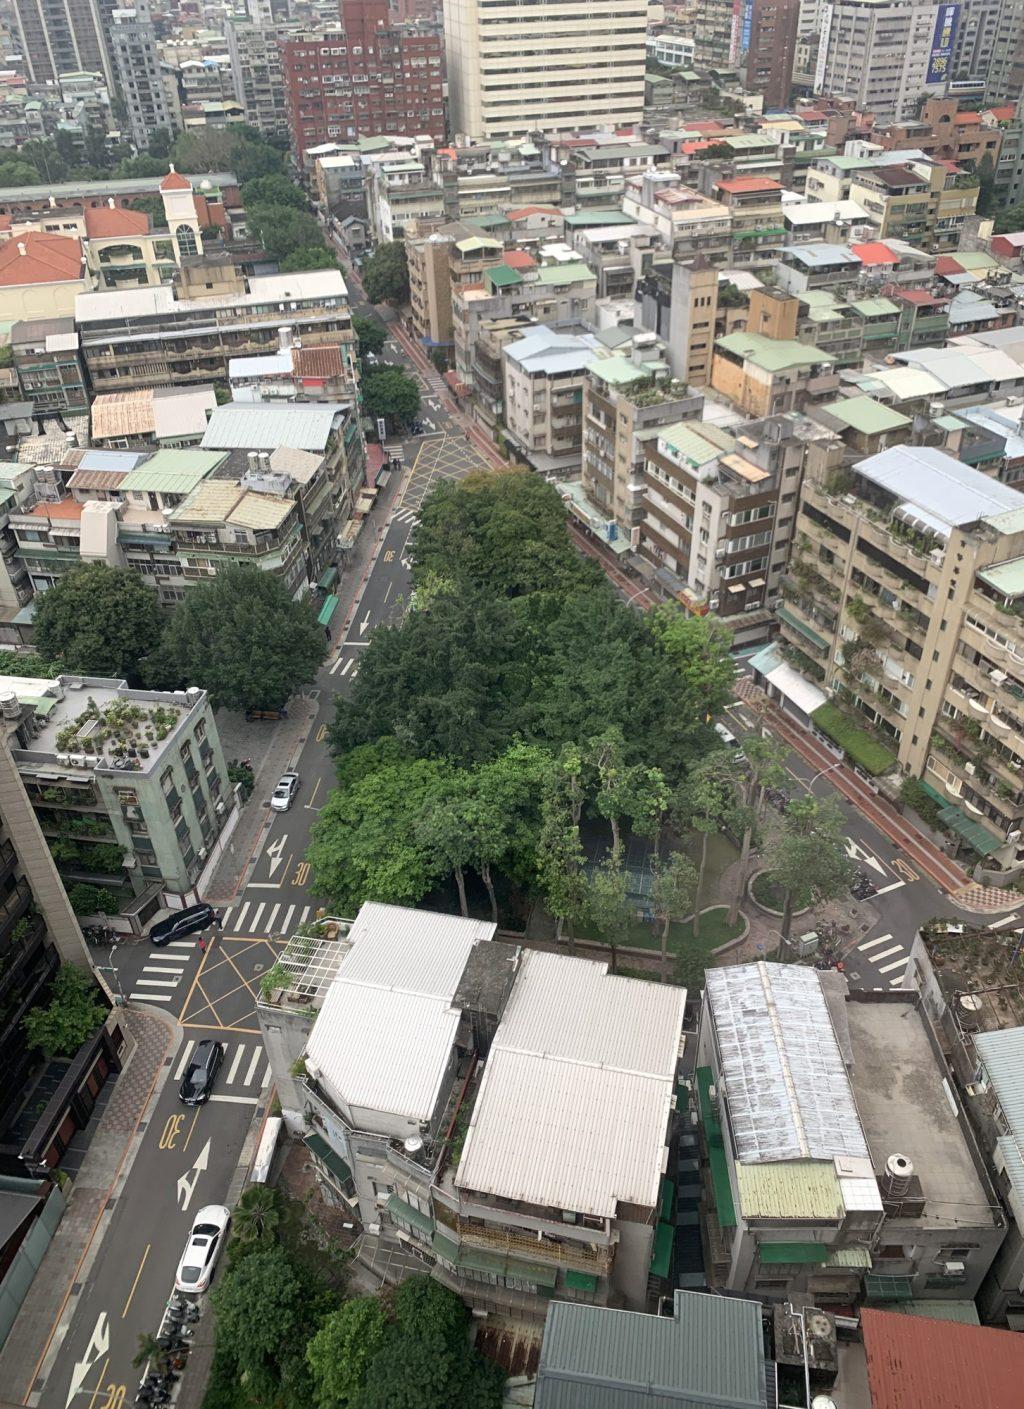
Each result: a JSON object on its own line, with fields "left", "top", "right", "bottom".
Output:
{"left": 811, "top": 702, "right": 897, "bottom": 777}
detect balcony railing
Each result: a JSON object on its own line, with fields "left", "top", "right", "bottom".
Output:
{"left": 433, "top": 1205, "right": 613, "bottom": 1273}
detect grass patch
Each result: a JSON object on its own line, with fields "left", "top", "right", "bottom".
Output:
{"left": 811, "top": 702, "right": 897, "bottom": 776}
{"left": 751, "top": 871, "right": 811, "bottom": 913}
{"left": 578, "top": 905, "right": 743, "bottom": 957}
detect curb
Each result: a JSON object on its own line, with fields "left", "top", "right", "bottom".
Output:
{"left": 746, "top": 869, "right": 812, "bottom": 921}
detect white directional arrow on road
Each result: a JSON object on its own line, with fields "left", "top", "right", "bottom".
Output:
{"left": 66, "top": 1311, "right": 109, "bottom": 1407}
{"left": 844, "top": 836, "right": 887, "bottom": 876}
{"left": 359, "top": 611, "right": 372, "bottom": 634}
{"left": 176, "top": 1139, "right": 211, "bottom": 1213}
{"left": 265, "top": 834, "right": 287, "bottom": 878}
{"left": 401, "top": 557, "right": 412, "bottom": 570}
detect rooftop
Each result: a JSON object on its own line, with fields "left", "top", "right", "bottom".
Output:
{"left": 456, "top": 949, "right": 685, "bottom": 1219}
{"left": 819, "top": 395, "right": 911, "bottom": 435}
{"left": 716, "top": 330, "right": 833, "bottom": 373}
{"left": 0, "top": 231, "right": 83, "bottom": 287}
{"left": 74, "top": 268, "right": 348, "bottom": 327}
{"left": 705, "top": 963, "right": 870, "bottom": 1165}
{"left": 716, "top": 176, "right": 782, "bottom": 195}
{"left": 894, "top": 345, "right": 1024, "bottom": 393}
{"left": 120, "top": 449, "right": 226, "bottom": 496}
{"left": 504, "top": 325, "right": 601, "bottom": 374}
{"left": 855, "top": 444, "right": 1024, "bottom": 530}
{"left": 91, "top": 386, "right": 216, "bottom": 444}
{"left": 305, "top": 903, "right": 494, "bottom": 1124}
{"left": 535, "top": 1290, "right": 767, "bottom": 1409}
{"left": 782, "top": 242, "right": 862, "bottom": 268}
{"left": 851, "top": 240, "right": 899, "bottom": 265}
{"left": 846, "top": 1001, "right": 993, "bottom": 1229}
{"left": 861, "top": 1306, "right": 1024, "bottom": 1409}
{"left": 201, "top": 403, "right": 347, "bottom": 452}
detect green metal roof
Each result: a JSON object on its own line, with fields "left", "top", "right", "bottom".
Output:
{"left": 304, "top": 1133, "right": 351, "bottom": 1187}
{"left": 484, "top": 264, "right": 522, "bottom": 289}
{"left": 539, "top": 1292, "right": 766, "bottom": 1408}
{"left": 978, "top": 556, "right": 1024, "bottom": 598}
{"left": 865, "top": 1273, "right": 914, "bottom": 1300}
{"left": 535, "top": 262, "right": 594, "bottom": 286}
{"left": 563, "top": 209, "right": 634, "bottom": 227}
{"left": 848, "top": 297, "right": 901, "bottom": 318}
{"left": 716, "top": 331, "right": 832, "bottom": 372}
{"left": 317, "top": 565, "right": 338, "bottom": 591}
{"left": 736, "top": 1160, "right": 843, "bottom": 1221}
{"left": 120, "top": 449, "right": 225, "bottom": 495}
{"left": 316, "top": 594, "right": 339, "bottom": 627}
{"left": 919, "top": 779, "right": 947, "bottom": 806}
{"left": 826, "top": 1246, "right": 872, "bottom": 1268}
{"left": 589, "top": 354, "right": 648, "bottom": 386}
{"left": 386, "top": 1193, "right": 433, "bottom": 1237}
{"left": 696, "top": 1066, "right": 736, "bottom": 1228}
{"left": 938, "top": 804, "right": 1001, "bottom": 856}
{"left": 649, "top": 1221, "right": 673, "bottom": 1278}
{"left": 564, "top": 1269, "right": 597, "bottom": 1291}
{"left": 883, "top": 1299, "right": 980, "bottom": 1325}
{"left": 820, "top": 395, "right": 912, "bottom": 435}
{"left": 758, "top": 1241, "right": 829, "bottom": 1264}
{"left": 659, "top": 1175, "right": 675, "bottom": 1223}
{"left": 777, "top": 604, "right": 828, "bottom": 652}
{"left": 935, "top": 413, "right": 966, "bottom": 431}
{"left": 660, "top": 420, "right": 734, "bottom": 466}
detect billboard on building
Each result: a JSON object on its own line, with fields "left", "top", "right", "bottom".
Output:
{"left": 926, "top": 3, "right": 960, "bottom": 84}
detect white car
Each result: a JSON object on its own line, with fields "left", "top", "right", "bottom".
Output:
{"left": 270, "top": 772, "right": 299, "bottom": 812}
{"left": 174, "top": 1205, "right": 231, "bottom": 1294}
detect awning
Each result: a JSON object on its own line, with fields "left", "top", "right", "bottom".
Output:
{"left": 317, "top": 565, "right": 338, "bottom": 591}
{"left": 759, "top": 1242, "right": 829, "bottom": 1265}
{"left": 696, "top": 1066, "right": 736, "bottom": 1228}
{"left": 387, "top": 1193, "right": 434, "bottom": 1237}
{"left": 316, "top": 594, "right": 339, "bottom": 627}
{"left": 827, "top": 1246, "right": 872, "bottom": 1268}
{"left": 659, "top": 1175, "right": 675, "bottom": 1223}
{"left": 304, "top": 1133, "right": 351, "bottom": 1187}
{"left": 777, "top": 604, "right": 829, "bottom": 653}
{"left": 938, "top": 804, "right": 1001, "bottom": 856}
{"left": 920, "top": 780, "right": 947, "bottom": 806}
{"left": 765, "top": 660, "right": 828, "bottom": 717}
{"left": 649, "top": 1221, "right": 673, "bottom": 1277}
{"left": 865, "top": 1273, "right": 914, "bottom": 1301}
{"left": 565, "top": 1269, "right": 598, "bottom": 1291}
{"left": 430, "top": 1230, "right": 557, "bottom": 1287}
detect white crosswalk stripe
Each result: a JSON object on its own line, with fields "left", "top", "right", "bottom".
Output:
{"left": 878, "top": 958, "right": 908, "bottom": 974}
{"left": 219, "top": 901, "right": 314, "bottom": 936}
{"left": 857, "top": 934, "right": 894, "bottom": 952}
{"left": 989, "top": 913, "right": 1021, "bottom": 930}
{"left": 282, "top": 904, "right": 296, "bottom": 934}
{"left": 135, "top": 975, "right": 181, "bottom": 988}
{"left": 172, "top": 1038, "right": 271, "bottom": 1091}
{"left": 167, "top": 939, "right": 197, "bottom": 949}
{"left": 889, "top": 974, "right": 909, "bottom": 987}
{"left": 870, "top": 945, "right": 903, "bottom": 963}
{"left": 233, "top": 902, "right": 250, "bottom": 930}
{"left": 226, "top": 1044, "right": 246, "bottom": 1084}
{"left": 175, "top": 1041, "right": 196, "bottom": 1080}
{"left": 130, "top": 990, "right": 173, "bottom": 1002}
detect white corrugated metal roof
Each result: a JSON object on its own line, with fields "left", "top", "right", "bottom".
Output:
{"left": 856, "top": 444, "right": 1024, "bottom": 528}
{"left": 305, "top": 903, "right": 493, "bottom": 1123}
{"left": 455, "top": 950, "right": 685, "bottom": 1218}
{"left": 201, "top": 402, "right": 346, "bottom": 452}
{"left": 705, "top": 961, "right": 871, "bottom": 1165}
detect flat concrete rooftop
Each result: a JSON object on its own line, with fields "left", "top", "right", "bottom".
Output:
{"left": 846, "top": 1000, "right": 994, "bottom": 1230}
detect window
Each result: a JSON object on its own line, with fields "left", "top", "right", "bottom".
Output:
{"left": 175, "top": 225, "right": 198, "bottom": 257}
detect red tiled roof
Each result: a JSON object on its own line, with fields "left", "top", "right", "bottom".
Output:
{"left": 0, "top": 231, "right": 82, "bottom": 287}
{"left": 895, "top": 288, "right": 948, "bottom": 306}
{"left": 293, "top": 344, "right": 345, "bottom": 380}
{"left": 505, "top": 206, "right": 560, "bottom": 221}
{"left": 862, "top": 1307, "right": 1024, "bottom": 1409}
{"left": 953, "top": 111, "right": 982, "bottom": 125}
{"left": 160, "top": 168, "right": 191, "bottom": 191}
{"left": 687, "top": 121, "right": 729, "bottom": 134}
{"left": 83, "top": 205, "right": 150, "bottom": 239}
{"left": 935, "top": 254, "right": 964, "bottom": 275}
{"left": 502, "top": 249, "right": 537, "bottom": 270}
{"left": 716, "top": 176, "right": 782, "bottom": 194}
{"left": 987, "top": 105, "right": 1016, "bottom": 121}
{"left": 851, "top": 241, "right": 898, "bottom": 265}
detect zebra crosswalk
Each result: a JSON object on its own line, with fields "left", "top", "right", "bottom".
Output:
{"left": 128, "top": 940, "right": 197, "bottom": 1003}
{"left": 392, "top": 506, "right": 418, "bottom": 526}
{"left": 220, "top": 899, "right": 316, "bottom": 937}
{"left": 855, "top": 932, "right": 910, "bottom": 988}
{"left": 174, "top": 1037, "right": 271, "bottom": 1101}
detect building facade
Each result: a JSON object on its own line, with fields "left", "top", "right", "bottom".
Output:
{"left": 108, "top": 4, "right": 179, "bottom": 153}
{"left": 443, "top": 0, "right": 648, "bottom": 140}
{"left": 12, "top": 0, "right": 113, "bottom": 87}
{"left": 817, "top": 0, "right": 951, "bottom": 122}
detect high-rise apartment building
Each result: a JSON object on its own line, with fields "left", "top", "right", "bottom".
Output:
{"left": 225, "top": 20, "right": 290, "bottom": 137}
{"left": 282, "top": 0, "right": 444, "bottom": 160}
{"left": 443, "top": 0, "right": 648, "bottom": 141}
{"left": 744, "top": 0, "right": 801, "bottom": 109}
{"left": 816, "top": 0, "right": 950, "bottom": 123}
{"left": 12, "top": 0, "right": 113, "bottom": 87}
{"left": 954, "top": 0, "right": 1024, "bottom": 106}
{"left": 108, "top": 5, "right": 179, "bottom": 152}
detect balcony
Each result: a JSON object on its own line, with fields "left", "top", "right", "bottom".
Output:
{"left": 433, "top": 1205, "right": 613, "bottom": 1274}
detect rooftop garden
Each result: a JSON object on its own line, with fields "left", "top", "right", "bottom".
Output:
{"left": 812, "top": 701, "right": 898, "bottom": 776}
{"left": 54, "top": 696, "right": 181, "bottom": 764}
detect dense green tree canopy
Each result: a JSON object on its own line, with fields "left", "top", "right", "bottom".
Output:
{"left": 307, "top": 1297, "right": 388, "bottom": 1409}
{"left": 34, "top": 563, "right": 164, "bottom": 683}
{"left": 353, "top": 314, "right": 387, "bottom": 359}
{"left": 210, "top": 1246, "right": 308, "bottom": 1398}
{"left": 23, "top": 967, "right": 108, "bottom": 1058}
{"left": 156, "top": 564, "right": 326, "bottom": 711}
{"left": 361, "top": 366, "right": 421, "bottom": 429}
{"left": 361, "top": 240, "right": 410, "bottom": 304}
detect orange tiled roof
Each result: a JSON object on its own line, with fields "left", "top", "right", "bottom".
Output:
{"left": 160, "top": 168, "right": 192, "bottom": 191}
{"left": 0, "top": 231, "right": 82, "bottom": 287}
{"left": 83, "top": 205, "right": 151, "bottom": 239}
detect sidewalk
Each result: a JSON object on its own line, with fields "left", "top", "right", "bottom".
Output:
{"left": 0, "top": 1008, "right": 179, "bottom": 1407}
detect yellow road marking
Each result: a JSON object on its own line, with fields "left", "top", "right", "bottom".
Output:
{"left": 182, "top": 1108, "right": 200, "bottom": 1154}
{"left": 86, "top": 1358, "right": 110, "bottom": 1409}
{"left": 308, "top": 778, "right": 322, "bottom": 807}
{"left": 122, "top": 1244, "right": 150, "bottom": 1319}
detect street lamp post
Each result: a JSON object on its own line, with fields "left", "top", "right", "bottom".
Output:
{"left": 807, "top": 758, "right": 843, "bottom": 790}
{"left": 94, "top": 942, "right": 126, "bottom": 1007}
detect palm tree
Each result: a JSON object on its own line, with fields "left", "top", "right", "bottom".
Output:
{"left": 133, "top": 1332, "right": 167, "bottom": 1373}
{"left": 230, "top": 1185, "right": 282, "bottom": 1250}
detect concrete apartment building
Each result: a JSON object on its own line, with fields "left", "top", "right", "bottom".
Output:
{"left": 260, "top": 902, "right": 686, "bottom": 1318}
{"left": 443, "top": 0, "right": 648, "bottom": 140}
{"left": 0, "top": 673, "right": 231, "bottom": 909}
{"left": 224, "top": 18, "right": 289, "bottom": 138}
{"left": 11, "top": 0, "right": 113, "bottom": 88}
{"left": 847, "top": 159, "right": 980, "bottom": 254}
{"left": 406, "top": 224, "right": 505, "bottom": 350}
{"left": 74, "top": 266, "right": 356, "bottom": 394}
{"left": 108, "top": 4, "right": 179, "bottom": 153}
{"left": 501, "top": 326, "right": 601, "bottom": 475}
{"left": 638, "top": 415, "right": 802, "bottom": 640}
{"left": 696, "top": 962, "right": 1005, "bottom": 1303}
{"left": 816, "top": 0, "right": 954, "bottom": 122}
{"left": 780, "top": 439, "right": 1024, "bottom": 858}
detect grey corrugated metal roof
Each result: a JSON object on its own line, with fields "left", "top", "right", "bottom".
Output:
{"left": 856, "top": 445, "right": 1024, "bottom": 529}
{"left": 201, "top": 403, "right": 346, "bottom": 452}
{"left": 976, "top": 1028, "right": 1024, "bottom": 1137}
{"left": 535, "top": 1291, "right": 767, "bottom": 1409}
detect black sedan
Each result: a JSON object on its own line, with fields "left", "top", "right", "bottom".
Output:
{"left": 179, "top": 1039, "right": 224, "bottom": 1105}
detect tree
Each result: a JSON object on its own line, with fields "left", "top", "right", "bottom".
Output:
{"left": 211, "top": 1246, "right": 308, "bottom": 1397}
{"left": 280, "top": 244, "right": 338, "bottom": 272}
{"left": 763, "top": 795, "right": 855, "bottom": 943}
{"left": 584, "top": 850, "right": 632, "bottom": 974}
{"left": 307, "top": 1297, "right": 388, "bottom": 1409}
{"left": 307, "top": 743, "right": 452, "bottom": 910}
{"left": 588, "top": 729, "right": 668, "bottom": 854}
{"left": 133, "top": 1333, "right": 169, "bottom": 1374}
{"left": 646, "top": 606, "right": 735, "bottom": 740}
{"left": 34, "top": 563, "right": 164, "bottom": 682}
{"left": 229, "top": 1184, "right": 282, "bottom": 1258}
{"left": 676, "top": 751, "right": 737, "bottom": 938}
{"left": 651, "top": 851, "right": 697, "bottom": 979}
{"left": 247, "top": 203, "right": 325, "bottom": 261}
{"left": 353, "top": 314, "right": 386, "bottom": 359}
{"left": 361, "top": 366, "right": 421, "bottom": 430}
{"left": 995, "top": 199, "right": 1024, "bottom": 235}
{"left": 147, "top": 128, "right": 173, "bottom": 159}
{"left": 0, "top": 158, "right": 42, "bottom": 185}
{"left": 156, "top": 564, "right": 326, "bottom": 711}
{"left": 127, "top": 194, "right": 166, "bottom": 227}
{"left": 727, "top": 729, "right": 788, "bottom": 924}
{"left": 241, "top": 173, "right": 307, "bottom": 210}
{"left": 23, "top": 967, "right": 108, "bottom": 1059}
{"left": 976, "top": 151, "right": 997, "bottom": 217}
{"left": 463, "top": 743, "right": 551, "bottom": 920}
{"left": 537, "top": 755, "right": 590, "bottom": 947}
{"left": 361, "top": 240, "right": 409, "bottom": 304}
{"left": 67, "top": 883, "right": 119, "bottom": 916}
{"left": 416, "top": 772, "right": 476, "bottom": 916}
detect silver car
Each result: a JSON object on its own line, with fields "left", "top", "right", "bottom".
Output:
{"left": 270, "top": 772, "right": 299, "bottom": 811}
